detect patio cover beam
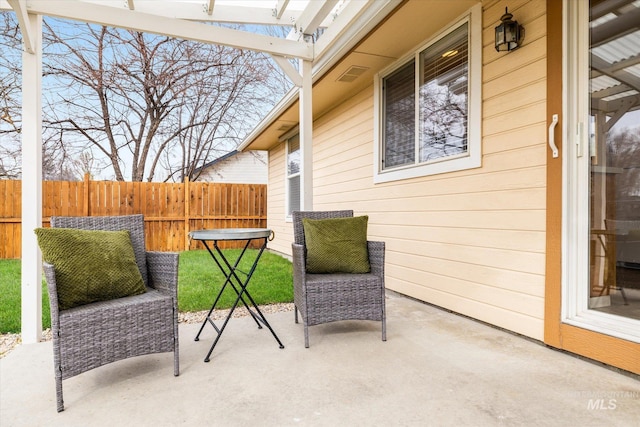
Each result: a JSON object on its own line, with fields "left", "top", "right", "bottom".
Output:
{"left": 289, "top": 0, "right": 338, "bottom": 40}
{"left": 6, "top": 0, "right": 35, "bottom": 53}
{"left": 271, "top": 55, "right": 303, "bottom": 87}
{"left": 17, "top": 1, "right": 314, "bottom": 60}
{"left": 21, "top": 1, "right": 303, "bottom": 27}
{"left": 274, "top": 0, "right": 290, "bottom": 20}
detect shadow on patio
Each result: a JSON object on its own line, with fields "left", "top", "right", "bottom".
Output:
{"left": 2, "top": 291, "right": 639, "bottom": 426}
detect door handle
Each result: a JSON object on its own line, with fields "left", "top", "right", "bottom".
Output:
{"left": 548, "top": 114, "right": 559, "bottom": 158}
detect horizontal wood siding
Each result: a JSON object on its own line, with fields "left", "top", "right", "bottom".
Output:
{"left": 266, "top": 143, "right": 292, "bottom": 256}
{"left": 267, "top": 0, "right": 547, "bottom": 340}
{"left": 197, "top": 151, "right": 268, "bottom": 184}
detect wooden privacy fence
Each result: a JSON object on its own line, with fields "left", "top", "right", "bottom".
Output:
{"left": 0, "top": 174, "right": 267, "bottom": 259}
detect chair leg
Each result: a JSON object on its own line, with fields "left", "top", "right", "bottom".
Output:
{"left": 294, "top": 305, "right": 299, "bottom": 324}
{"left": 174, "top": 347, "right": 180, "bottom": 377}
{"left": 173, "top": 315, "right": 180, "bottom": 376}
{"left": 382, "top": 318, "right": 387, "bottom": 342}
{"left": 55, "top": 369, "right": 64, "bottom": 412}
{"left": 620, "top": 287, "right": 629, "bottom": 305}
{"left": 304, "top": 322, "right": 310, "bottom": 348}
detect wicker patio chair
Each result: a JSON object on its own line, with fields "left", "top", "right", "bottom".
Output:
{"left": 43, "top": 214, "right": 179, "bottom": 412}
{"left": 292, "top": 210, "right": 386, "bottom": 347}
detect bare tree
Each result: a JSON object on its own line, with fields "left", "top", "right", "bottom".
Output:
{"left": 43, "top": 19, "right": 288, "bottom": 182}
{"left": 0, "top": 12, "right": 22, "bottom": 179}
{"left": 1, "top": 13, "right": 79, "bottom": 180}
{"left": 609, "top": 128, "right": 640, "bottom": 219}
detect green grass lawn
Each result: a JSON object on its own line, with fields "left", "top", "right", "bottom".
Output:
{"left": 0, "top": 259, "right": 52, "bottom": 334}
{"left": 178, "top": 249, "right": 293, "bottom": 312}
{"left": 0, "top": 250, "right": 293, "bottom": 334}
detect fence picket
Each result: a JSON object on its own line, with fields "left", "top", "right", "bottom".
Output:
{"left": 0, "top": 174, "right": 267, "bottom": 259}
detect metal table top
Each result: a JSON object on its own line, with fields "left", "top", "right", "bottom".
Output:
{"left": 189, "top": 228, "right": 272, "bottom": 241}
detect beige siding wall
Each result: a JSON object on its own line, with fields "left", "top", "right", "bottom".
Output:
{"left": 266, "top": 0, "right": 547, "bottom": 340}
{"left": 266, "top": 144, "right": 292, "bottom": 255}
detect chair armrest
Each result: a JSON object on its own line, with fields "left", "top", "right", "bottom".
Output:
{"left": 42, "top": 262, "right": 57, "bottom": 295}
{"left": 146, "top": 251, "right": 179, "bottom": 299}
{"left": 292, "top": 243, "right": 306, "bottom": 285}
{"left": 367, "top": 241, "right": 385, "bottom": 278}
{"left": 42, "top": 262, "right": 62, "bottom": 319}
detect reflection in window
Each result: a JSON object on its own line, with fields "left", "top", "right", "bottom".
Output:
{"left": 381, "top": 22, "right": 469, "bottom": 171}
{"left": 588, "top": 0, "right": 640, "bottom": 318}
{"left": 419, "top": 24, "right": 468, "bottom": 162}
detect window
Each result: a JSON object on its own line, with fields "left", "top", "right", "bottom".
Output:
{"left": 374, "top": 6, "right": 481, "bottom": 183}
{"left": 286, "top": 134, "right": 300, "bottom": 217}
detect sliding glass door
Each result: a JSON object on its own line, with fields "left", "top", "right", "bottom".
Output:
{"left": 565, "top": 0, "right": 640, "bottom": 342}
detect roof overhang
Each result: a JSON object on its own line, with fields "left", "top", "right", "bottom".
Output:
{"left": 240, "top": 0, "right": 479, "bottom": 151}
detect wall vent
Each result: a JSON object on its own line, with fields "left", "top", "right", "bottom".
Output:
{"left": 337, "top": 65, "right": 369, "bottom": 83}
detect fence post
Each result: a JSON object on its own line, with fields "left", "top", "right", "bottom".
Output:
{"left": 83, "top": 172, "right": 90, "bottom": 216}
{"left": 184, "top": 176, "right": 190, "bottom": 252}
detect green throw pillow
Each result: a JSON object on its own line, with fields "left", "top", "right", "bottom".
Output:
{"left": 302, "top": 216, "right": 370, "bottom": 274}
{"left": 34, "top": 227, "right": 146, "bottom": 310}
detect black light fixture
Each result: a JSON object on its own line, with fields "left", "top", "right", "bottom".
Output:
{"left": 495, "top": 7, "right": 524, "bottom": 52}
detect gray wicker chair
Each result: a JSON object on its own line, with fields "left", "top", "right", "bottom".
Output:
{"left": 292, "top": 210, "right": 386, "bottom": 347}
{"left": 43, "top": 215, "right": 179, "bottom": 412}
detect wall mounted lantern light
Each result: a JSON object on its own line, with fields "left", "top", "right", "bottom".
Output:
{"left": 495, "top": 7, "right": 524, "bottom": 52}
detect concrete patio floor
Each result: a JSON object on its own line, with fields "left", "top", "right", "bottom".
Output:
{"left": 1, "top": 291, "right": 639, "bottom": 426}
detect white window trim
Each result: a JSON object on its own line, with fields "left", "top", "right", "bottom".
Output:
{"left": 561, "top": 0, "right": 640, "bottom": 343}
{"left": 373, "top": 4, "right": 482, "bottom": 184}
{"left": 285, "top": 135, "right": 300, "bottom": 222}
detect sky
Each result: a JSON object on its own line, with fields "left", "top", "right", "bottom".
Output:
{"left": 1, "top": 3, "right": 302, "bottom": 181}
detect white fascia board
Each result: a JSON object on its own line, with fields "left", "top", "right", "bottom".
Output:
{"left": 313, "top": 0, "right": 400, "bottom": 67}
{"left": 22, "top": 1, "right": 313, "bottom": 59}
{"left": 238, "top": 86, "right": 299, "bottom": 151}
{"left": 7, "top": 0, "right": 35, "bottom": 53}
{"left": 82, "top": 1, "right": 300, "bottom": 26}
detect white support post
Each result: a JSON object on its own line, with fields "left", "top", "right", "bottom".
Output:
{"left": 21, "top": 13, "right": 43, "bottom": 344}
{"left": 299, "top": 59, "right": 313, "bottom": 210}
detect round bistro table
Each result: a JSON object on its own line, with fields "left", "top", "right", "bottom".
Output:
{"left": 189, "top": 228, "right": 284, "bottom": 362}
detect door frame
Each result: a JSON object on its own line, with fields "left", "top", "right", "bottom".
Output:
{"left": 544, "top": 0, "right": 640, "bottom": 375}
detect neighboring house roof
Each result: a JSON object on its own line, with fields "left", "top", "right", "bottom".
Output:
{"left": 193, "top": 150, "right": 240, "bottom": 175}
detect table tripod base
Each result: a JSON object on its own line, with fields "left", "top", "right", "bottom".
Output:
{"left": 193, "top": 236, "right": 285, "bottom": 362}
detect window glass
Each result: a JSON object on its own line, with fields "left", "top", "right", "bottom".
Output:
{"left": 378, "top": 18, "right": 475, "bottom": 180}
{"left": 287, "top": 134, "right": 300, "bottom": 216}
{"left": 383, "top": 61, "right": 415, "bottom": 169}
{"left": 419, "top": 23, "right": 468, "bottom": 162}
